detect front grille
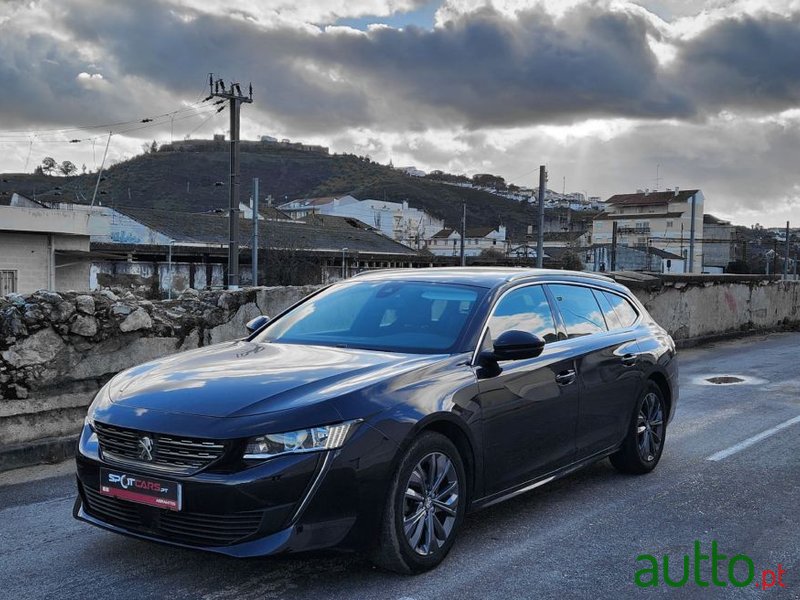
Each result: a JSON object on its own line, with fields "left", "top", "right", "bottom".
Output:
{"left": 82, "top": 486, "right": 264, "bottom": 547}
{"left": 95, "top": 421, "right": 226, "bottom": 475}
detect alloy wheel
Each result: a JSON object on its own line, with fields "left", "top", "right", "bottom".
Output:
{"left": 402, "top": 451, "right": 460, "bottom": 556}
{"left": 637, "top": 392, "right": 664, "bottom": 462}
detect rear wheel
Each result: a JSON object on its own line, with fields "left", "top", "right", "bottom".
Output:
{"left": 610, "top": 382, "right": 666, "bottom": 474}
{"left": 372, "top": 431, "right": 466, "bottom": 574}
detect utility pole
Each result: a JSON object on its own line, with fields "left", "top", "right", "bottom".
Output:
{"left": 611, "top": 221, "right": 618, "bottom": 272}
{"left": 252, "top": 177, "right": 259, "bottom": 287}
{"left": 210, "top": 74, "right": 253, "bottom": 289}
{"left": 773, "top": 238, "right": 779, "bottom": 277}
{"left": 460, "top": 202, "right": 466, "bottom": 266}
{"left": 784, "top": 221, "right": 790, "bottom": 280}
{"left": 536, "top": 165, "right": 546, "bottom": 268}
{"left": 688, "top": 192, "right": 697, "bottom": 273}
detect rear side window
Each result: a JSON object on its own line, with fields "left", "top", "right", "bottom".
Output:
{"left": 593, "top": 290, "right": 622, "bottom": 330}
{"left": 489, "top": 285, "right": 559, "bottom": 343}
{"left": 548, "top": 284, "right": 607, "bottom": 338}
{"left": 601, "top": 291, "right": 639, "bottom": 328}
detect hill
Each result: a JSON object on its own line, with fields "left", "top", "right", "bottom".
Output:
{"left": 0, "top": 140, "right": 540, "bottom": 238}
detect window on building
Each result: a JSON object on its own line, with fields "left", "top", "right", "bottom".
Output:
{"left": 666, "top": 220, "right": 673, "bottom": 228}
{"left": 0, "top": 270, "right": 17, "bottom": 295}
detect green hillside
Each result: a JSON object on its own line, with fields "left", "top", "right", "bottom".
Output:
{"left": 0, "top": 140, "right": 539, "bottom": 238}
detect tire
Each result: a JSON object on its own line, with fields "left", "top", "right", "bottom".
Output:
{"left": 610, "top": 382, "right": 667, "bottom": 475}
{"left": 372, "top": 431, "right": 467, "bottom": 574}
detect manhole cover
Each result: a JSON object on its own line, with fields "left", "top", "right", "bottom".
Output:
{"left": 706, "top": 376, "right": 745, "bottom": 385}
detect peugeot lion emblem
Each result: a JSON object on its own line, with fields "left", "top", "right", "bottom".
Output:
{"left": 138, "top": 436, "right": 154, "bottom": 461}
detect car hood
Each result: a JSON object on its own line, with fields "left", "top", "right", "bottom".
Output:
{"left": 107, "top": 340, "right": 443, "bottom": 418}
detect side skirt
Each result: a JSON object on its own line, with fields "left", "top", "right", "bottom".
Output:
{"left": 469, "top": 445, "right": 620, "bottom": 511}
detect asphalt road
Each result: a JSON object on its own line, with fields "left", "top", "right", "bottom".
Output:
{"left": 2, "top": 332, "right": 799, "bottom": 599}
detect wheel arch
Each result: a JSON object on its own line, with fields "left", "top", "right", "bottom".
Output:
{"left": 401, "top": 413, "right": 479, "bottom": 508}
{"left": 647, "top": 370, "right": 672, "bottom": 421}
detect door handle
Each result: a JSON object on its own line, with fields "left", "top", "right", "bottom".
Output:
{"left": 555, "top": 369, "right": 576, "bottom": 385}
{"left": 621, "top": 353, "right": 639, "bottom": 367}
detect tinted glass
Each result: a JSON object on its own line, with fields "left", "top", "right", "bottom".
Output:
{"left": 548, "top": 284, "right": 607, "bottom": 337}
{"left": 255, "top": 280, "right": 486, "bottom": 353}
{"left": 488, "top": 285, "right": 558, "bottom": 343}
{"left": 593, "top": 289, "right": 622, "bottom": 329}
{"left": 602, "top": 291, "right": 639, "bottom": 328}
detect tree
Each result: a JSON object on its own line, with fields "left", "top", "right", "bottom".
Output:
{"left": 41, "top": 157, "right": 57, "bottom": 175}
{"left": 561, "top": 251, "right": 584, "bottom": 271}
{"left": 141, "top": 140, "right": 159, "bottom": 154}
{"left": 479, "top": 248, "right": 506, "bottom": 261}
{"left": 471, "top": 173, "right": 507, "bottom": 190}
{"left": 59, "top": 160, "right": 77, "bottom": 176}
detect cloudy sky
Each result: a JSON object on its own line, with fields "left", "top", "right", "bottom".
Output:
{"left": 1, "top": 0, "right": 799, "bottom": 227}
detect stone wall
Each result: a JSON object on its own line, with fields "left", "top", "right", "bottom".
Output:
{"left": 0, "top": 285, "right": 318, "bottom": 470}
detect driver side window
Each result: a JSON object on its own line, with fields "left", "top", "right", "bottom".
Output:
{"left": 488, "top": 286, "right": 558, "bottom": 343}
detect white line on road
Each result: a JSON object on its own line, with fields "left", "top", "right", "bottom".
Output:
{"left": 707, "top": 415, "right": 800, "bottom": 461}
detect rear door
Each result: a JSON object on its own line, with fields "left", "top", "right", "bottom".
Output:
{"left": 546, "top": 284, "right": 644, "bottom": 458}
{"left": 477, "top": 284, "right": 580, "bottom": 494}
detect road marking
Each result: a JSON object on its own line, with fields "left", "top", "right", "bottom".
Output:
{"left": 707, "top": 415, "right": 800, "bottom": 461}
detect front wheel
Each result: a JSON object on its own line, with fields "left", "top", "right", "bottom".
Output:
{"left": 372, "top": 431, "right": 466, "bottom": 574}
{"left": 610, "top": 382, "right": 666, "bottom": 474}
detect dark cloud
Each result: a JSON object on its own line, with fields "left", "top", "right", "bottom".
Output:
{"left": 670, "top": 13, "right": 800, "bottom": 115}
{"left": 0, "top": 0, "right": 695, "bottom": 134}
{"left": 3, "top": 1, "right": 800, "bottom": 135}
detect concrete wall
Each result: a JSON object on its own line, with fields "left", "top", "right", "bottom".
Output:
{"left": 629, "top": 277, "right": 800, "bottom": 343}
{"left": 0, "top": 232, "right": 50, "bottom": 294}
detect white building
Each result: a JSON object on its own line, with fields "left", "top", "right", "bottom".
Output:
{"left": 426, "top": 226, "right": 508, "bottom": 257}
{"left": 279, "top": 195, "right": 444, "bottom": 249}
{"left": 0, "top": 195, "right": 94, "bottom": 294}
{"left": 592, "top": 188, "right": 705, "bottom": 273}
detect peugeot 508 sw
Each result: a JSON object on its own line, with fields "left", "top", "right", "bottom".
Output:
{"left": 74, "top": 268, "right": 678, "bottom": 573}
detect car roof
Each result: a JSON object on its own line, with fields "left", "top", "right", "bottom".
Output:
{"left": 351, "top": 267, "right": 617, "bottom": 289}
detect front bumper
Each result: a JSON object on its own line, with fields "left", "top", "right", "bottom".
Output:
{"left": 74, "top": 418, "right": 397, "bottom": 556}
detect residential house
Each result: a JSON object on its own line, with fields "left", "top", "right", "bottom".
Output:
{"left": 280, "top": 196, "right": 444, "bottom": 250}
{"left": 592, "top": 188, "right": 705, "bottom": 273}
{"left": 426, "top": 226, "right": 508, "bottom": 257}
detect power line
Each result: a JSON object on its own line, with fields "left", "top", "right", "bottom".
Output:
{"left": 0, "top": 106, "right": 218, "bottom": 145}
{"left": 0, "top": 99, "right": 213, "bottom": 141}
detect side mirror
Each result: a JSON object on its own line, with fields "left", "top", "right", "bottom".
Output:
{"left": 245, "top": 315, "right": 270, "bottom": 334}
{"left": 482, "top": 330, "right": 545, "bottom": 362}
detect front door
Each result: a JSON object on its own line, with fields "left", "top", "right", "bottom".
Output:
{"left": 477, "top": 285, "right": 580, "bottom": 495}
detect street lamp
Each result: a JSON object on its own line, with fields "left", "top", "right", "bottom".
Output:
{"left": 341, "top": 247, "right": 348, "bottom": 279}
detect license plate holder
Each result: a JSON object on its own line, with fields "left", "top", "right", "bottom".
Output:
{"left": 99, "top": 468, "right": 182, "bottom": 511}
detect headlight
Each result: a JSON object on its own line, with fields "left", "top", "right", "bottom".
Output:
{"left": 243, "top": 420, "right": 360, "bottom": 460}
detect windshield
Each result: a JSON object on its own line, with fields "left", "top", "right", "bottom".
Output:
{"left": 254, "top": 280, "right": 486, "bottom": 354}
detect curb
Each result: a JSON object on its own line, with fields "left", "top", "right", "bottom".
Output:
{"left": 0, "top": 435, "right": 78, "bottom": 473}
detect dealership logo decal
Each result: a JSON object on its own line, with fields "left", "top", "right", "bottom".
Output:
{"left": 106, "top": 472, "right": 168, "bottom": 493}
{"left": 138, "top": 436, "right": 154, "bottom": 461}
